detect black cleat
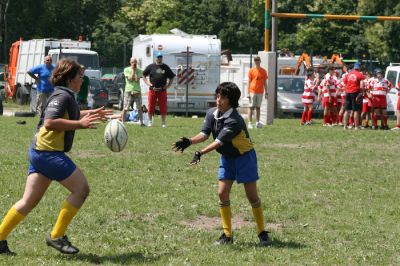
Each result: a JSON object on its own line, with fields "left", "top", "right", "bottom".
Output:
{"left": 214, "top": 233, "right": 233, "bottom": 245}
{"left": 45, "top": 235, "right": 79, "bottom": 254}
{"left": 258, "top": 231, "right": 272, "bottom": 247}
{"left": 0, "top": 240, "right": 16, "bottom": 256}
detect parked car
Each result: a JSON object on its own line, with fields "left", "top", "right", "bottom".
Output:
{"left": 108, "top": 72, "right": 125, "bottom": 110}
{"left": 101, "top": 73, "right": 116, "bottom": 90}
{"left": 277, "top": 75, "right": 323, "bottom": 117}
{"left": 87, "top": 78, "right": 109, "bottom": 109}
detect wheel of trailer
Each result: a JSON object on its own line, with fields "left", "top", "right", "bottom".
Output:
{"left": 14, "top": 111, "right": 35, "bottom": 117}
{"left": 15, "top": 85, "right": 30, "bottom": 105}
{"left": 15, "top": 85, "right": 25, "bottom": 105}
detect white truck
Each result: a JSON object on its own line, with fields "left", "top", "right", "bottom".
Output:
{"left": 5, "top": 38, "right": 100, "bottom": 107}
{"left": 131, "top": 29, "right": 221, "bottom": 114}
{"left": 384, "top": 63, "right": 400, "bottom": 115}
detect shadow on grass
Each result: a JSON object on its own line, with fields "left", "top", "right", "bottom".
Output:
{"left": 65, "top": 251, "right": 164, "bottom": 264}
{"left": 232, "top": 238, "right": 306, "bottom": 250}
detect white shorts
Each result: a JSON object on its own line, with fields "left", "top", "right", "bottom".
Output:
{"left": 249, "top": 93, "right": 264, "bottom": 108}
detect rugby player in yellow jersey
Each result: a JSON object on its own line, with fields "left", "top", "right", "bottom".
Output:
{"left": 0, "top": 59, "right": 112, "bottom": 255}
{"left": 172, "top": 82, "right": 272, "bottom": 246}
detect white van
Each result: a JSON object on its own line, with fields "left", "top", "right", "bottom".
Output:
{"left": 384, "top": 64, "right": 400, "bottom": 115}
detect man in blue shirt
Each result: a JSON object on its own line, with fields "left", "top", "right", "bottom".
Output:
{"left": 28, "top": 56, "right": 55, "bottom": 116}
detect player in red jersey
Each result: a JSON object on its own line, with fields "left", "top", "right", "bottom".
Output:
{"left": 369, "top": 68, "right": 392, "bottom": 130}
{"left": 320, "top": 67, "right": 339, "bottom": 127}
{"left": 301, "top": 70, "right": 318, "bottom": 125}
{"left": 361, "top": 72, "right": 373, "bottom": 128}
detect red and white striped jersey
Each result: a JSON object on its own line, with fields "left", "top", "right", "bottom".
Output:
{"left": 302, "top": 77, "right": 317, "bottom": 104}
{"left": 369, "top": 78, "right": 392, "bottom": 96}
{"left": 321, "top": 73, "right": 339, "bottom": 98}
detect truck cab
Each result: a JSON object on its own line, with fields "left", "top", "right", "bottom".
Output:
{"left": 48, "top": 48, "right": 100, "bottom": 79}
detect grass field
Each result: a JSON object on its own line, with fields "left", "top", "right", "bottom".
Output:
{"left": 0, "top": 114, "right": 400, "bottom": 265}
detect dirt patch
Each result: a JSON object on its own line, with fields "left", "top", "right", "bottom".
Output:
{"left": 181, "top": 215, "right": 283, "bottom": 231}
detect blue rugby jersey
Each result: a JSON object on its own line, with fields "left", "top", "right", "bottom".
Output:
{"left": 201, "top": 107, "right": 254, "bottom": 157}
{"left": 31, "top": 86, "right": 80, "bottom": 152}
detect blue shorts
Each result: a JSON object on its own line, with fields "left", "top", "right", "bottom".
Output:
{"left": 28, "top": 148, "right": 76, "bottom": 181}
{"left": 218, "top": 149, "right": 259, "bottom": 184}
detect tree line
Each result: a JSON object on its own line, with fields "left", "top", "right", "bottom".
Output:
{"left": 0, "top": 0, "right": 399, "bottom": 67}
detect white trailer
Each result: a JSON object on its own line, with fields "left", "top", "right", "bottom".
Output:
{"left": 132, "top": 29, "right": 221, "bottom": 114}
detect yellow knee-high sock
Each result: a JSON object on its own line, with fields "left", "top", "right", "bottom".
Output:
{"left": 251, "top": 200, "right": 265, "bottom": 234}
{"left": 219, "top": 201, "right": 232, "bottom": 237}
{"left": 50, "top": 200, "right": 79, "bottom": 239}
{"left": 0, "top": 207, "right": 25, "bottom": 240}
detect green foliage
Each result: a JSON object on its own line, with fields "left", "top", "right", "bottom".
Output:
{"left": 1, "top": 113, "right": 400, "bottom": 264}
{"left": 1, "top": 1, "right": 400, "bottom": 66}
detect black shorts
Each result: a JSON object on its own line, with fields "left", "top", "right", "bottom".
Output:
{"left": 344, "top": 92, "right": 362, "bottom": 112}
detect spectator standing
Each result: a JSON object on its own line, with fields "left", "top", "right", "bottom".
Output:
{"left": 247, "top": 56, "right": 268, "bottom": 129}
{"left": 343, "top": 62, "right": 365, "bottom": 129}
{"left": 76, "top": 66, "right": 90, "bottom": 110}
{"left": 27, "top": 56, "right": 55, "bottom": 117}
{"left": 122, "top": 57, "right": 144, "bottom": 126}
{"left": 143, "top": 52, "right": 175, "bottom": 127}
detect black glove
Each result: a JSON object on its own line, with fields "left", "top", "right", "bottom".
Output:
{"left": 190, "top": 151, "right": 202, "bottom": 165}
{"left": 172, "top": 137, "right": 191, "bottom": 152}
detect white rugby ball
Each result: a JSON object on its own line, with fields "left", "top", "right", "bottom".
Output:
{"left": 104, "top": 119, "right": 128, "bottom": 152}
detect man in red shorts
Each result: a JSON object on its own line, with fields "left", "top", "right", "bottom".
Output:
{"left": 143, "top": 52, "right": 176, "bottom": 127}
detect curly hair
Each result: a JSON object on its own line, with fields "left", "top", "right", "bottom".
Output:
{"left": 50, "top": 59, "right": 82, "bottom": 87}
{"left": 215, "top": 82, "right": 241, "bottom": 108}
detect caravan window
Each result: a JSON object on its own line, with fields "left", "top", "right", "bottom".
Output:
{"left": 176, "top": 56, "right": 192, "bottom": 67}
{"left": 146, "top": 46, "right": 151, "bottom": 57}
{"left": 51, "top": 54, "right": 58, "bottom": 64}
{"left": 59, "top": 53, "right": 100, "bottom": 69}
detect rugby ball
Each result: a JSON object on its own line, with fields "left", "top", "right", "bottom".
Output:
{"left": 104, "top": 119, "right": 128, "bottom": 152}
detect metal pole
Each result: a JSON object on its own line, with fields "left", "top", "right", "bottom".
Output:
{"left": 271, "top": 0, "right": 277, "bottom": 52}
{"left": 185, "top": 46, "right": 189, "bottom": 117}
{"left": 272, "top": 0, "right": 277, "bottom": 118}
{"left": 264, "top": 0, "right": 271, "bottom": 51}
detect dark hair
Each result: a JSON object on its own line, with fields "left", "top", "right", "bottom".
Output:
{"left": 50, "top": 59, "right": 82, "bottom": 87}
{"left": 215, "top": 82, "right": 241, "bottom": 108}
{"left": 306, "top": 69, "right": 314, "bottom": 77}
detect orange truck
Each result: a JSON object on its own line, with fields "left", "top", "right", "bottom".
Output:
{"left": 4, "top": 38, "right": 100, "bottom": 106}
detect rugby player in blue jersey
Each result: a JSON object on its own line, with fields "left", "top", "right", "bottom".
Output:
{"left": 0, "top": 59, "right": 112, "bottom": 255}
{"left": 173, "top": 82, "right": 271, "bottom": 246}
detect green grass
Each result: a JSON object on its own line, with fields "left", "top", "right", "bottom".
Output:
{"left": 0, "top": 115, "right": 400, "bottom": 265}
{"left": 1, "top": 101, "right": 31, "bottom": 112}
